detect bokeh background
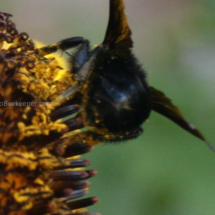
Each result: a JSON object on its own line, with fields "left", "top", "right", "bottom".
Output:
{"left": 1, "top": 0, "right": 215, "bottom": 214}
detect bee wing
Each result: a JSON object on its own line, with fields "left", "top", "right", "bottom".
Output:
{"left": 149, "top": 86, "right": 215, "bottom": 152}
{"left": 102, "top": 0, "right": 133, "bottom": 49}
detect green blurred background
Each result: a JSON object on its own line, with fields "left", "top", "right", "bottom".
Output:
{"left": 1, "top": 0, "right": 215, "bottom": 214}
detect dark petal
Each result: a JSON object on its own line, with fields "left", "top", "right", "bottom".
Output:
{"left": 66, "top": 197, "right": 99, "bottom": 210}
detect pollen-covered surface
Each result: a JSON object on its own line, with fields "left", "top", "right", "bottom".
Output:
{"left": 0, "top": 12, "right": 98, "bottom": 215}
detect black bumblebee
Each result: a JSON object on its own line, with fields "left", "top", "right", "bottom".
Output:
{"left": 42, "top": 0, "right": 214, "bottom": 151}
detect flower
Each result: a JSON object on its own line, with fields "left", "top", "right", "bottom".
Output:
{"left": 0, "top": 12, "right": 99, "bottom": 215}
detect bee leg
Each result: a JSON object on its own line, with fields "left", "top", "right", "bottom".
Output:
{"left": 36, "top": 36, "right": 88, "bottom": 56}
{"left": 56, "top": 37, "right": 102, "bottom": 77}
{"left": 61, "top": 111, "right": 143, "bottom": 144}
{"left": 71, "top": 45, "right": 102, "bottom": 84}
{"left": 64, "top": 128, "right": 142, "bottom": 145}
{"left": 86, "top": 128, "right": 143, "bottom": 142}
{"left": 67, "top": 39, "right": 90, "bottom": 74}
{"left": 57, "top": 37, "right": 87, "bottom": 51}
{"left": 42, "top": 38, "right": 91, "bottom": 110}
{"left": 62, "top": 128, "right": 143, "bottom": 147}
{"left": 55, "top": 46, "right": 102, "bottom": 104}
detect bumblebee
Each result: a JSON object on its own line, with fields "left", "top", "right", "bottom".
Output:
{"left": 42, "top": 0, "right": 214, "bottom": 151}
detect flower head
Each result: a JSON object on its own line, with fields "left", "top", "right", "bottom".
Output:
{"left": 0, "top": 12, "right": 99, "bottom": 215}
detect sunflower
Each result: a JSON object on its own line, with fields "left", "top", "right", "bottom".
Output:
{"left": 0, "top": 12, "right": 99, "bottom": 215}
